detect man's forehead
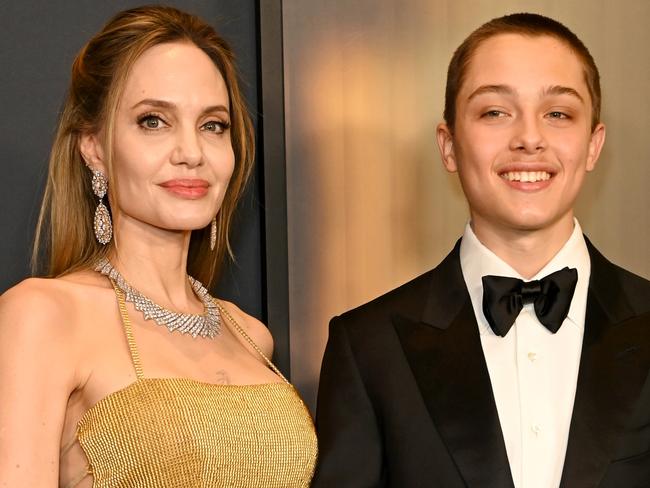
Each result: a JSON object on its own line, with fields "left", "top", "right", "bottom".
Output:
{"left": 460, "top": 33, "right": 589, "bottom": 97}
{"left": 470, "top": 32, "right": 571, "bottom": 56}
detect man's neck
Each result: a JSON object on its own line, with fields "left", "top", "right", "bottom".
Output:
{"left": 470, "top": 215, "right": 576, "bottom": 279}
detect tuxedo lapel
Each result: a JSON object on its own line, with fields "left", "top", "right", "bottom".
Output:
{"left": 393, "top": 243, "right": 514, "bottom": 488}
{"left": 560, "top": 240, "right": 650, "bottom": 486}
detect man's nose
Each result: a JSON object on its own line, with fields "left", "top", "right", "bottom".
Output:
{"left": 509, "top": 114, "right": 547, "bottom": 154}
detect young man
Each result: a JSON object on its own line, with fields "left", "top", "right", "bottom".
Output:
{"left": 313, "top": 13, "right": 650, "bottom": 488}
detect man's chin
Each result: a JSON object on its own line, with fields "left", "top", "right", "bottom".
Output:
{"left": 471, "top": 209, "right": 572, "bottom": 235}
{"left": 498, "top": 212, "right": 574, "bottom": 236}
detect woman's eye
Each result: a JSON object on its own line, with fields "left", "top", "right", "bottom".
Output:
{"left": 137, "top": 114, "right": 167, "bottom": 130}
{"left": 201, "top": 120, "right": 230, "bottom": 134}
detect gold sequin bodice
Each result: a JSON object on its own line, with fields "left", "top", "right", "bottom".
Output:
{"left": 72, "top": 285, "right": 317, "bottom": 487}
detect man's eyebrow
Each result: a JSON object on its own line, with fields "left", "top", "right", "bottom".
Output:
{"left": 541, "top": 85, "right": 585, "bottom": 103}
{"left": 467, "top": 84, "right": 586, "bottom": 105}
{"left": 130, "top": 99, "right": 230, "bottom": 116}
{"left": 467, "top": 84, "right": 516, "bottom": 101}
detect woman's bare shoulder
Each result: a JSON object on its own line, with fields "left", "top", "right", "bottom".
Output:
{"left": 219, "top": 300, "right": 274, "bottom": 359}
{"left": 1, "top": 277, "right": 69, "bottom": 324}
{"left": 0, "top": 271, "right": 111, "bottom": 333}
{"left": 0, "top": 274, "right": 109, "bottom": 484}
{"left": 0, "top": 278, "right": 85, "bottom": 397}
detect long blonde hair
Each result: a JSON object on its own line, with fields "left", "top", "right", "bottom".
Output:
{"left": 32, "top": 5, "right": 255, "bottom": 287}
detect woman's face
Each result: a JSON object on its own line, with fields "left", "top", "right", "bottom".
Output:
{"left": 87, "top": 41, "right": 235, "bottom": 233}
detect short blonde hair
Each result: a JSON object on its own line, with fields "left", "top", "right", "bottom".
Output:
{"left": 33, "top": 5, "right": 255, "bottom": 287}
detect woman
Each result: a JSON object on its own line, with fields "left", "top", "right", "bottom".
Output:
{"left": 0, "top": 6, "right": 316, "bottom": 487}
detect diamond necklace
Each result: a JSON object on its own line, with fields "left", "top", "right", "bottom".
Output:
{"left": 95, "top": 258, "right": 221, "bottom": 338}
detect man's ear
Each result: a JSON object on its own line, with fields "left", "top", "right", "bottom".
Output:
{"left": 436, "top": 123, "right": 458, "bottom": 173}
{"left": 79, "top": 132, "right": 107, "bottom": 173}
{"left": 586, "top": 122, "right": 606, "bottom": 172}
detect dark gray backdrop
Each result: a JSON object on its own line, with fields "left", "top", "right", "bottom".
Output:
{"left": 0, "top": 1, "right": 264, "bottom": 320}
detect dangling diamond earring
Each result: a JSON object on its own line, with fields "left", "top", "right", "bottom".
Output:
{"left": 210, "top": 216, "right": 217, "bottom": 251}
{"left": 92, "top": 169, "right": 112, "bottom": 245}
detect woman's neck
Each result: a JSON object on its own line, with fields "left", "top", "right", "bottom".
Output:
{"left": 107, "top": 215, "right": 197, "bottom": 310}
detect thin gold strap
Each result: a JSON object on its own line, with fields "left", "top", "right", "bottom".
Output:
{"left": 59, "top": 435, "right": 77, "bottom": 457}
{"left": 61, "top": 467, "right": 91, "bottom": 488}
{"left": 110, "top": 279, "right": 144, "bottom": 380}
{"left": 217, "top": 302, "right": 289, "bottom": 384}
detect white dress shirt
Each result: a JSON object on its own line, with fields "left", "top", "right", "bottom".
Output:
{"left": 459, "top": 220, "right": 590, "bottom": 488}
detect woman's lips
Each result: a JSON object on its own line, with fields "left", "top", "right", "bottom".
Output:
{"left": 159, "top": 179, "right": 209, "bottom": 199}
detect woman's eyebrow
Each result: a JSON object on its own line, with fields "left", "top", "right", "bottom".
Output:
{"left": 130, "top": 99, "right": 230, "bottom": 116}
{"left": 202, "top": 105, "right": 230, "bottom": 116}
{"left": 130, "top": 98, "right": 175, "bottom": 110}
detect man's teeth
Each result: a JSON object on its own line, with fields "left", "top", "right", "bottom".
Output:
{"left": 502, "top": 171, "right": 551, "bottom": 182}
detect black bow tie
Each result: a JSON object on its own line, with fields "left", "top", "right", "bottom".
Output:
{"left": 481, "top": 267, "right": 578, "bottom": 337}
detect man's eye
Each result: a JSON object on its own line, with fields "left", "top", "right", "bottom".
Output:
{"left": 548, "top": 111, "right": 568, "bottom": 119}
{"left": 482, "top": 110, "right": 505, "bottom": 118}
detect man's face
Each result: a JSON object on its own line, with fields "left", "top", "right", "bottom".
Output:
{"left": 437, "top": 33, "right": 605, "bottom": 237}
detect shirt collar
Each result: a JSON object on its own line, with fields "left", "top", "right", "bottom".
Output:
{"left": 459, "top": 219, "right": 591, "bottom": 335}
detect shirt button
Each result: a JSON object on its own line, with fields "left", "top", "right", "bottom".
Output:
{"left": 531, "top": 424, "right": 541, "bottom": 436}
{"left": 527, "top": 352, "right": 537, "bottom": 362}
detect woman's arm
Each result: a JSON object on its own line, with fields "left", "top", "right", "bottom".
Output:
{"left": 0, "top": 279, "right": 78, "bottom": 487}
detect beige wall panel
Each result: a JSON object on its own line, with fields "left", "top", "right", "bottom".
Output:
{"left": 283, "top": 0, "right": 650, "bottom": 410}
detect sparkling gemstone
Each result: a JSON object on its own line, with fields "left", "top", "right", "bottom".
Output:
{"left": 94, "top": 203, "right": 112, "bottom": 245}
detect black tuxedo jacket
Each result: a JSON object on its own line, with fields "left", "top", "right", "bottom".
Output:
{"left": 313, "top": 239, "right": 650, "bottom": 487}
